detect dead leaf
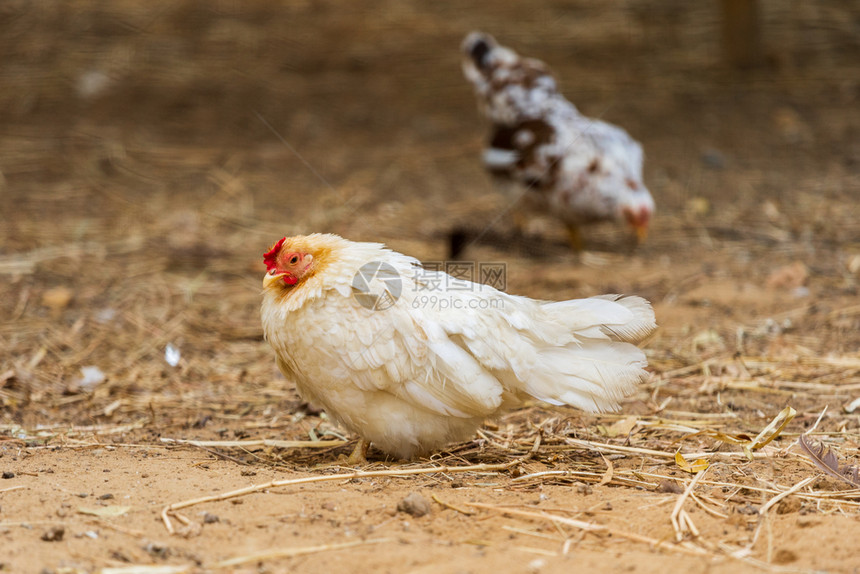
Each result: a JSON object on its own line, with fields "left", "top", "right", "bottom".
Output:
{"left": 41, "top": 286, "right": 73, "bottom": 315}
{"left": 77, "top": 505, "right": 131, "bottom": 517}
{"left": 797, "top": 434, "right": 860, "bottom": 488}
{"left": 679, "top": 429, "right": 753, "bottom": 446}
{"left": 675, "top": 451, "right": 709, "bottom": 473}
{"left": 680, "top": 407, "right": 795, "bottom": 462}
{"left": 604, "top": 416, "right": 638, "bottom": 438}
{"left": 597, "top": 454, "right": 614, "bottom": 486}
{"left": 748, "top": 406, "right": 796, "bottom": 453}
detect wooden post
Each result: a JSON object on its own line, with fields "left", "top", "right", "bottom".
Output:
{"left": 720, "top": 0, "right": 763, "bottom": 68}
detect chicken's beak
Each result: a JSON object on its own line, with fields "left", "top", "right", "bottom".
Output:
{"left": 633, "top": 224, "right": 649, "bottom": 243}
{"left": 263, "top": 271, "right": 289, "bottom": 288}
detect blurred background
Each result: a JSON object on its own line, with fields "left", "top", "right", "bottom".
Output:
{"left": 1, "top": 0, "right": 859, "bottom": 416}
{"left": 2, "top": 5, "right": 859, "bottom": 570}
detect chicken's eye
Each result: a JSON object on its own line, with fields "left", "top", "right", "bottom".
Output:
{"left": 289, "top": 255, "right": 299, "bottom": 265}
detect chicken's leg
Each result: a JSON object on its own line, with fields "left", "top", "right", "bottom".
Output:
{"left": 511, "top": 208, "right": 529, "bottom": 237}
{"left": 565, "top": 224, "right": 584, "bottom": 252}
{"left": 346, "top": 438, "right": 369, "bottom": 466}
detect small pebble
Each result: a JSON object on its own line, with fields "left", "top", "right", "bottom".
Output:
{"left": 397, "top": 492, "right": 431, "bottom": 517}
{"left": 203, "top": 513, "right": 220, "bottom": 524}
{"left": 2, "top": 472, "right": 14, "bottom": 479}
{"left": 98, "top": 493, "right": 114, "bottom": 500}
{"left": 142, "top": 541, "right": 169, "bottom": 559}
{"left": 777, "top": 498, "right": 802, "bottom": 514}
{"left": 110, "top": 550, "right": 132, "bottom": 563}
{"left": 774, "top": 549, "right": 798, "bottom": 565}
{"left": 657, "top": 479, "right": 683, "bottom": 494}
{"left": 41, "top": 525, "right": 65, "bottom": 542}
{"left": 737, "top": 503, "right": 759, "bottom": 515}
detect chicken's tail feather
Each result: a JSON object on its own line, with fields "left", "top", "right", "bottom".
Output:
{"left": 525, "top": 340, "right": 648, "bottom": 412}
{"left": 542, "top": 295, "right": 656, "bottom": 344}
{"left": 590, "top": 294, "right": 656, "bottom": 343}
{"left": 528, "top": 295, "right": 656, "bottom": 412}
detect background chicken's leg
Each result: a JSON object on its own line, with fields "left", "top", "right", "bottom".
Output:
{"left": 566, "top": 224, "right": 584, "bottom": 251}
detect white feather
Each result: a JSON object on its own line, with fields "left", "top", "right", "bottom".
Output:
{"left": 482, "top": 147, "right": 520, "bottom": 169}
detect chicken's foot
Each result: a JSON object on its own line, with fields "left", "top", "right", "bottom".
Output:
{"left": 346, "top": 438, "right": 370, "bottom": 466}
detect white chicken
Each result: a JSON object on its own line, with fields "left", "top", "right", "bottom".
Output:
{"left": 262, "top": 234, "right": 656, "bottom": 461}
{"left": 462, "top": 32, "right": 655, "bottom": 249}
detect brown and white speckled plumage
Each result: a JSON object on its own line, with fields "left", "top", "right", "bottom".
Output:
{"left": 462, "top": 32, "right": 655, "bottom": 243}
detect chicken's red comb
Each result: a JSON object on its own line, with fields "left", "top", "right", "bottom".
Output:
{"left": 263, "top": 237, "right": 286, "bottom": 271}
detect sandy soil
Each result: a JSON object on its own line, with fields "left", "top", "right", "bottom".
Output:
{"left": 1, "top": 2, "right": 859, "bottom": 573}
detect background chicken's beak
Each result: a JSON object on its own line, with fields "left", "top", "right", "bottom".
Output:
{"left": 634, "top": 224, "right": 649, "bottom": 243}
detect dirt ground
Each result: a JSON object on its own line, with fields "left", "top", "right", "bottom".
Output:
{"left": 1, "top": 2, "right": 860, "bottom": 573}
